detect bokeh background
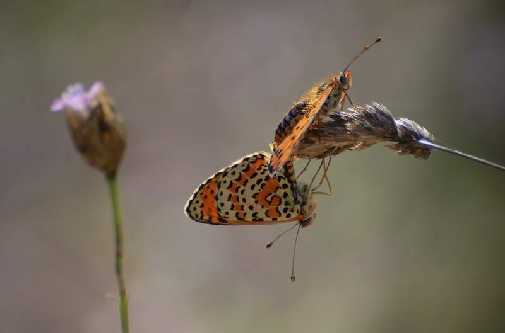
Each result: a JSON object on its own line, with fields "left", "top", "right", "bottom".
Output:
{"left": 1, "top": 0, "right": 505, "bottom": 332}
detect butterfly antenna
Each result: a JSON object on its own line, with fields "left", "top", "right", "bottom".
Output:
{"left": 343, "top": 37, "right": 382, "bottom": 72}
{"left": 290, "top": 223, "right": 302, "bottom": 282}
{"left": 266, "top": 222, "right": 299, "bottom": 248}
{"left": 418, "top": 139, "right": 505, "bottom": 171}
{"left": 308, "top": 159, "right": 325, "bottom": 191}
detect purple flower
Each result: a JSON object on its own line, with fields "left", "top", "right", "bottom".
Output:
{"left": 50, "top": 82, "right": 105, "bottom": 115}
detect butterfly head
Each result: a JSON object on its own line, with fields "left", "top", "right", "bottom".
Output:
{"left": 338, "top": 71, "right": 352, "bottom": 90}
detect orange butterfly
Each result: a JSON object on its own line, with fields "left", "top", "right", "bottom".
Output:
{"left": 269, "top": 37, "right": 382, "bottom": 174}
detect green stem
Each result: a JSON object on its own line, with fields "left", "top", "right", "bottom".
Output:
{"left": 107, "top": 173, "right": 130, "bottom": 333}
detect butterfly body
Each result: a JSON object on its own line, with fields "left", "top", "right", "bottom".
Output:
{"left": 269, "top": 73, "right": 351, "bottom": 174}
{"left": 185, "top": 152, "right": 316, "bottom": 226}
{"left": 273, "top": 75, "right": 349, "bottom": 146}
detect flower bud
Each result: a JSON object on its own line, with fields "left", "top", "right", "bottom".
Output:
{"left": 51, "top": 82, "right": 126, "bottom": 177}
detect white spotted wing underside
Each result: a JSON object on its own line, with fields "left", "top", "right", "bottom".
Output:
{"left": 216, "top": 152, "right": 302, "bottom": 223}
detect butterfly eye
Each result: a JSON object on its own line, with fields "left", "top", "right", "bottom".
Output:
{"left": 339, "top": 74, "right": 347, "bottom": 85}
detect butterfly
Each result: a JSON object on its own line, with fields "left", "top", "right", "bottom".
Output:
{"left": 269, "top": 37, "right": 382, "bottom": 174}
{"left": 185, "top": 152, "right": 316, "bottom": 226}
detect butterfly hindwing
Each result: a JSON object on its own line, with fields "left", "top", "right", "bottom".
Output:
{"left": 185, "top": 152, "right": 305, "bottom": 225}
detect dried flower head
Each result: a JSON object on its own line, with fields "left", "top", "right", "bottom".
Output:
{"left": 295, "top": 102, "right": 504, "bottom": 171}
{"left": 387, "top": 117, "right": 434, "bottom": 159}
{"left": 51, "top": 82, "right": 126, "bottom": 177}
{"left": 296, "top": 102, "right": 433, "bottom": 160}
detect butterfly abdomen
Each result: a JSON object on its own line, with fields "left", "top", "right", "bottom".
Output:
{"left": 274, "top": 101, "right": 308, "bottom": 145}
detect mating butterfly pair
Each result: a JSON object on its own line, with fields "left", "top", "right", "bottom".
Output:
{"left": 185, "top": 38, "right": 382, "bottom": 280}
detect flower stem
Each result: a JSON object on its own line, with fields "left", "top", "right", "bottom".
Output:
{"left": 107, "top": 173, "right": 130, "bottom": 333}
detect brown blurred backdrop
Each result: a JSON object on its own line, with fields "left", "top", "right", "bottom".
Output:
{"left": 1, "top": 0, "right": 505, "bottom": 332}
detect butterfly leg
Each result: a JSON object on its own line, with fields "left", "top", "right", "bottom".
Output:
{"left": 340, "top": 90, "right": 354, "bottom": 110}
{"left": 311, "top": 158, "right": 327, "bottom": 191}
{"left": 308, "top": 158, "right": 325, "bottom": 191}
{"left": 312, "top": 157, "right": 333, "bottom": 196}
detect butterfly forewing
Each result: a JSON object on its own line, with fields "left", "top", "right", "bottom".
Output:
{"left": 268, "top": 84, "right": 335, "bottom": 174}
{"left": 185, "top": 172, "right": 227, "bottom": 224}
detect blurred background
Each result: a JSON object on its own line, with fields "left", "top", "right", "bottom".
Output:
{"left": 1, "top": 0, "right": 505, "bottom": 332}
